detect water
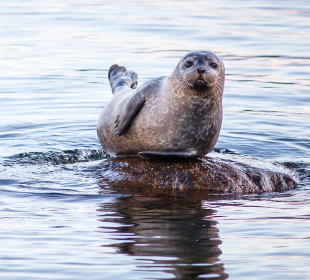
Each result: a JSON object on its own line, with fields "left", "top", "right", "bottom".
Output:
{"left": 0, "top": 0, "right": 310, "bottom": 279}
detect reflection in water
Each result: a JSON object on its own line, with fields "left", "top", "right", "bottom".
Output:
{"left": 97, "top": 183, "right": 229, "bottom": 280}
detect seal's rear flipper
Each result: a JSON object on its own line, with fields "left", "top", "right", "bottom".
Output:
{"left": 108, "top": 64, "right": 124, "bottom": 79}
{"left": 108, "top": 64, "right": 138, "bottom": 94}
{"left": 138, "top": 151, "right": 199, "bottom": 160}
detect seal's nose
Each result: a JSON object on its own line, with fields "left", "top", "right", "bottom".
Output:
{"left": 197, "top": 68, "right": 205, "bottom": 75}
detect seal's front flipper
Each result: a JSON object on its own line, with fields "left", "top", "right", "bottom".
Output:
{"left": 115, "top": 91, "right": 145, "bottom": 136}
{"left": 138, "top": 151, "right": 199, "bottom": 160}
{"left": 108, "top": 64, "right": 138, "bottom": 94}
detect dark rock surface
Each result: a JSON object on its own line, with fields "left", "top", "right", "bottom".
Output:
{"left": 94, "top": 153, "right": 299, "bottom": 193}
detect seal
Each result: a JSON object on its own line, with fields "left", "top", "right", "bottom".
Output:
{"left": 97, "top": 51, "right": 225, "bottom": 159}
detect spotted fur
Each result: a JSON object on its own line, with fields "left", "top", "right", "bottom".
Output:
{"left": 97, "top": 51, "right": 225, "bottom": 158}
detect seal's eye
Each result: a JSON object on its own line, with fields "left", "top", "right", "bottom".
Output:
{"left": 210, "top": 63, "right": 218, "bottom": 69}
{"left": 184, "top": 61, "right": 193, "bottom": 68}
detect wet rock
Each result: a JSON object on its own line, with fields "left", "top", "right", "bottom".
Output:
{"left": 95, "top": 153, "right": 299, "bottom": 193}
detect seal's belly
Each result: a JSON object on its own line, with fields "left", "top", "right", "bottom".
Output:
{"left": 113, "top": 102, "right": 221, "bottom": 157}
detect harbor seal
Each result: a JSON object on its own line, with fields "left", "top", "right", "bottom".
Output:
{"left": 97, "top": 51, "right": 225, "bottom": 159}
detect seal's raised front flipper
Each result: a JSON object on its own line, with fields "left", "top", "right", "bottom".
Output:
{"left": 138, "top": 151, "right": 199, "bottom": 160}
{"left": 108, "top": 64, "right": 138, "bottom": 94}
{"left": 115, "top": 90, "right": 145, "bottom": 136}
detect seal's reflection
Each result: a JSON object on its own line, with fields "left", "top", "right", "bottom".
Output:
{"left": 97, "top": 182, "right": 229, "bottom": 280}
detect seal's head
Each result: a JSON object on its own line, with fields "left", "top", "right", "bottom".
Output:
{"left": 171, "top": 51, "right": 225, "bottom": 97}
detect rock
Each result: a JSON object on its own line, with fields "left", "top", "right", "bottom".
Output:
{"left": 94, "top": 153, "right": 299, "bottom": 193}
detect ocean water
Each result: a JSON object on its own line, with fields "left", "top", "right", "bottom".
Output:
{"left": 0, "top": 0, "right": 310, "bottom": 279}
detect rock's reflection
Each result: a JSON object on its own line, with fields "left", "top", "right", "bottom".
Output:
{"left": 97, "top": 182, "right": 229, "bottom": 280}
{"left": 90, "top": 153, "right": 298, "bottom": 279}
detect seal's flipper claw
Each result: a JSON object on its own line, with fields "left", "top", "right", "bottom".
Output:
{"left": 128, "top": 71, "right": 138, "bottom": 88}
{"left": 138, "top": 151, "right": 199, "bottom": 160}
{"left": 115, "top": 91, "right": 145, "bottom": 136}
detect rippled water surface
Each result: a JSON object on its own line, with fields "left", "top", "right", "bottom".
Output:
{"left": 1, "top": 0, "right": 310, "bottom": 279}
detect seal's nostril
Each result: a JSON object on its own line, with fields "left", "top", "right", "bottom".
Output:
{"left": 197, "top": 69, "right": 205, "bottom": 75}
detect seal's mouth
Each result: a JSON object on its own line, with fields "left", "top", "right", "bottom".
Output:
{"left": 193, "top": 79, "right": 208, "bottom": 87}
